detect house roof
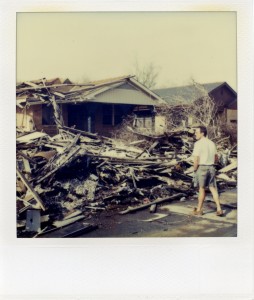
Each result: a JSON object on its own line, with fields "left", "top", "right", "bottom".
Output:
{"left": 67, "top": 75, "right": 164, "bottom": 104}
{"left": 153, "top": 82, "right": 236, "bottom": 105}
{"left": 16, "top": 75, "right": 166, "bottom": 107}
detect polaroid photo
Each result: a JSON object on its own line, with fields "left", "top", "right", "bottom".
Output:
{"left": 0, "top": 0, "right": 253, "bottom": 298}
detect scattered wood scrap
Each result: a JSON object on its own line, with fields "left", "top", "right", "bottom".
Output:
{"left": 16, "top": 168, "right": 46, "bottom": 211}
{"left": 16, "top": 108, "right": 237, "bottom": 237}
{"left": 119, "top": 193, "right": 185, "bottom": 215}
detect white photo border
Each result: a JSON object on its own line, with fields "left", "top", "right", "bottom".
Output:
{"left": 0, "top": 0, "right": 253, "bottom": 298}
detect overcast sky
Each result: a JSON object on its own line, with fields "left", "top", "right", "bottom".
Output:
{"left": 17, "top": 12, "right": 237, "bottom": 90}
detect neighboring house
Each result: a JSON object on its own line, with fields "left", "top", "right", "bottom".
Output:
{"left": 16, "top": 75, "right": 166, "bottom": 136}
{"left": 153, "top": 82, "right": 237, "bottom": 124}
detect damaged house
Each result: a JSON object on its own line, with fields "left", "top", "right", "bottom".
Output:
{"left": 154, "top": 82, "right": 237, "bottom": 125}
{"left": 16, "top": 75, "right": 166, "bottom": 137}
{"left": 16, "top": 77, "right": 237, "bottom": 238}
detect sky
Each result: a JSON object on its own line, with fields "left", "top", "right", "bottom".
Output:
{"left": 17, "top": 12, "right": 237, "bottom": 90}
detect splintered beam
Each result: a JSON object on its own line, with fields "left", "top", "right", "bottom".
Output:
{"left": 16, "top": 168, "right": 46, "bottom": 211}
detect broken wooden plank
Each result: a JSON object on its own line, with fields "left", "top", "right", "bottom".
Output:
{"left": 135, "top": 148, "right": 149, "bottom": 159}
{"left": 129, "top": 139, "right": 146, "bottom": 146}
{"left": 17, "top": 151, "right": 37, "bottom": 164}
{"left": 16, "top": 82, "right": 94, "bottom": 93}
{"left": 218, "top": 160, "right": 237, "bottom": 173}
{"left": 85, "top": 206, "right": 106, "bottom": 211}
{"left": 62, "top": 125, "right": 99, "bottom": 139}
{"left": 33, "top": 150, "right": 57, "bottom": 161}
{"left": 18, "top": 204, "right": 33, "bottom": 215}
{"left": 134, "top": 141, "right": 159, "bottom": 159}
{"left": 17, "top": 196, "right": 42, "bottom": 214}
{"left": 48, "top": 95, "right": 64, "bottom": 129}
{"left": 22, "top": 157, "right": 31, "bottom": 174}
{"left": 130, "top": 168, "right": 137, "bottom": 188}
{"left": 148, "top": 141, "right": 159, "bottom": 153}
{"left": 53, "top": 215, "right": 85, "bottom": 228}
{"left": 36, "top": 141, "right": 81, "bottom": 184}
{"left": 216, "top": 173, "right": 236, "bottom": 182}
{"left": 43, "top": 144, "right": 65, "bottom": 152}
{"left": 24, "top": 81, "right": 41, "bottom": 88}
{"left": 16, "top": 131, "right": 48, "bottom": 144}
{"left": 16, "top": 168, "right": 46, "bottom": 211}
{"left": 16, "top": 196, "right": 31, "bottom": 207}
{"left": 52, "top": 91, "right": 65, "bottom": 99}
{"left": 119, "top": 193, "right": 185, "bottom": 215}
{"left": 63, "top": 210, "right": 82, "bottom": 220}
{"left": 85, "top": 154, "right": 165, "bottom": 165}
{"left": 33, "top": 226, "right": 49, "bottom": 238}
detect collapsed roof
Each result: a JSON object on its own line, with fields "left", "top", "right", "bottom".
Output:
{"left": 16, "top": 75, "right": 166, "bottom": 108}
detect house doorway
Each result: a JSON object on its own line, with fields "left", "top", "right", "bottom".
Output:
{"left": 67, "top": 103, "right": 97, "bottom": 133}
{"left": 68, "top": 104, "right": 86, "bottom": 131}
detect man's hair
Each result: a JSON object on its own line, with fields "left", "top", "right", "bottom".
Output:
{"left": 196, "top": 126, "right": 207, "bottom": 137}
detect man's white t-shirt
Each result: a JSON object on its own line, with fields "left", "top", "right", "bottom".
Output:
{"left": 192, "top": 137, "right": 217, "bottom": 165}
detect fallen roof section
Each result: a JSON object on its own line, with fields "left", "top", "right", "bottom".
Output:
{"left": 16, "top": 75, "right": 166, "bottom": 107}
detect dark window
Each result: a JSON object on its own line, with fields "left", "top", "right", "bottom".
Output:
{"left": 42, "top": 105, "right": 55, "bottom": 125}
{"left": 114, "top": 115, "right": 122, "bottom": 125}
{"left": 134, "top": 116, "right": 153, "bottom": 128}
{"left": 102, "top": 104, "right": 123, "bottom": 126}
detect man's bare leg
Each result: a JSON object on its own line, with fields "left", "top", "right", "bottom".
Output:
{"left": 209, "top": 186, "right": 222, "bottom": 212}
{"left": 197, "top": 187, "right": 206, "bottom": 212}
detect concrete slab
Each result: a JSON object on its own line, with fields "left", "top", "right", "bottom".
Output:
{"left": 161, "top": 203, "right": 237, "bottom": 224}
{"left": 40, "top": 191, "right": 237, "bottom": 238}
{"left": 219, "top": 188, "right": 237, "bottom": 206}
{"left": 141, "top": 213, "right": 168, "bottom": 222}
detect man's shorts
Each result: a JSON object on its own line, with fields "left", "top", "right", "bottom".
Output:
{"left": 195, "top": 165, "right": 217, "bottom": 188}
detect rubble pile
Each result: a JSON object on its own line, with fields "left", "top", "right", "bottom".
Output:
{"left": 16, "top": 78, "right": 93, "bottom": 107}
{"left": 16, "top": 77, "right": 139, "bottom": 110}
{"left": 16, "top": 126, "right": 237, "bottom": 237}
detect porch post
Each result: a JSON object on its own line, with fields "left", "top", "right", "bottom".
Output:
{"left": 87, "top": 115, "right": 91, "bottom": 133}
{"left": 112, "top": 104, "right": 115, "bottom": 126}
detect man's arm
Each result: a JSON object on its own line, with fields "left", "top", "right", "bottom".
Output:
{"left": 192, "top": 142, "right": 200, "bottom": 172}
{"left": 214, "top": 143, "right": 219, "bottom": 164}
{"left": 193, "top": 156, "right": 199, "bottom": 172}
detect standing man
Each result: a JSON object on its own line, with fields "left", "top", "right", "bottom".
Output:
{"left": 192, "top": 126, "right": 224, "bottom": 216}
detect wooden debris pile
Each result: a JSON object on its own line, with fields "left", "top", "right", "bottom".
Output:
{"left": 16, "top": 78, "right": 93, "bottom": 108}
{"left": 16, "top": 77, "right": 138, "bottom": 110}
{"left": 16, "top": 126, "right": 237, "bottom": 237}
